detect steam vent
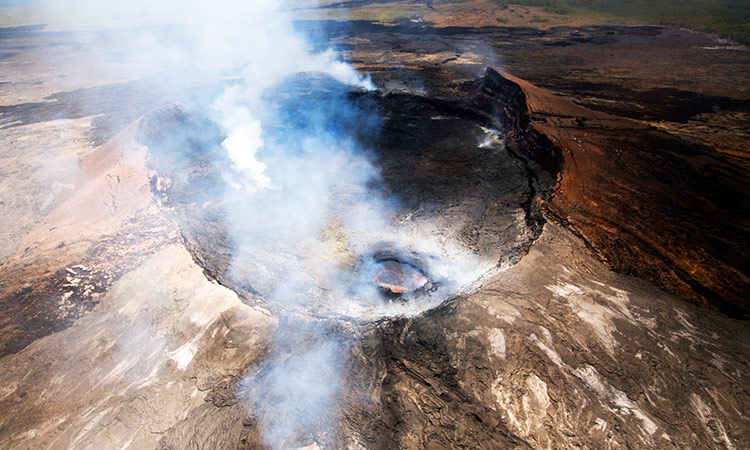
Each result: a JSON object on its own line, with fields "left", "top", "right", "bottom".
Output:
{"left": 0, "top": 2, "right": 749, "bottom": 450}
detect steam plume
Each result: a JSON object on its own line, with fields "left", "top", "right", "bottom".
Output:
{"left": 35, "top": 0, "right": 488, "bottom": 447}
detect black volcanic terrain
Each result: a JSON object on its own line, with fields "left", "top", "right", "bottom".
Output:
{"left": 0, "top": 6, "right": 748, "bottom": 450}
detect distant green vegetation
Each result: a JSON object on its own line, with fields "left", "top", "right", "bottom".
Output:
{"left": 503, "top": 0, "right": 750, "bottom": 45}
{"left": 530, "top": 15, "right": 549, "bottom": 22}
{"left": 496, "top": 17, "right": 508, "bottom": 23}
{"left": 543, "top": 5, "right": 570, "bottom": 15}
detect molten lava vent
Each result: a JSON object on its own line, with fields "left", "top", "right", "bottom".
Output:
{"left": 371, "top": 258, "right": 429, "bottom": 295}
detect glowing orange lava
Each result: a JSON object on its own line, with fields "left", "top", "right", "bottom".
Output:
{"left": 373, "top": 268, "right": 428, "bottom": 294}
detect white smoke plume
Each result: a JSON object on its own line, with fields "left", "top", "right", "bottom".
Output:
{"left": 34, "top": 1, "right": 380, "bottom": 447}
{"left": 32, "top": 0, "right": 489, "bottom": 447}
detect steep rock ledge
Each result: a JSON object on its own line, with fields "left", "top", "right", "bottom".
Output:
{"left": 467, "top": 68, "right": 749, "bottom": 318}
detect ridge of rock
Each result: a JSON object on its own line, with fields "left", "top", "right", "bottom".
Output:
{"left": 470, "top": 68, "right": 749, "bottom": 318}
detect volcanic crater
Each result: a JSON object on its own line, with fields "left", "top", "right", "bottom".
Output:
{"left": 1, "top": 17, "right": 749, "bottom": 450}
{"left": 138, "top": 72, "right": 557, "bottom": 319}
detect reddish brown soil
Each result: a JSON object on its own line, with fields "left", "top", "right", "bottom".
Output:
{"left": 471, "top": 69, "right": 749, "bottom": 317}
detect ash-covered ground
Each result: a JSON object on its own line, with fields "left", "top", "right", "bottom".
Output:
{"left": 0, "top": 5, "right": 748, "bottom": 450}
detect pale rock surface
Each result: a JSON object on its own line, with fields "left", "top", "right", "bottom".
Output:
{"left": 0, "top": 244, "right": 275, "bottom": 449}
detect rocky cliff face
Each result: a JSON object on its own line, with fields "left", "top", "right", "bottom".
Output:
{"left": 467, "top": 69, "right": 748, "bottom": 318}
